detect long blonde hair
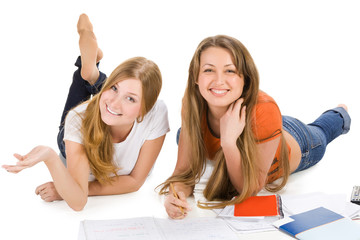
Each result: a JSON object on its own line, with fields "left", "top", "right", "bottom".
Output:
{"left": 159, "top": 35, "right": 289, "bottom": 208}
{"left": 81, "top": 57, "right": 162, "bottom": 184}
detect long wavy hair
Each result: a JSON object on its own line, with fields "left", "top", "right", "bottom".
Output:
{"left": 159, "top": 35, "right": 289, "bottom": 208}
{"left": 80, "top": 57, "right": 162, "bottom": 184}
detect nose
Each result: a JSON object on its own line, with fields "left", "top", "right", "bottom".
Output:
{"left": 214, "top": 72, "right": 225, "bottom": 85}
{"left": 109, "top": 95, "right": 123, "bottom": 112}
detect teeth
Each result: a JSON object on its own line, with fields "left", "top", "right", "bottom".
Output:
{"left": 211, "top": 89, "right": 228, "bottom": 94}
{"left": 107, "top": 106, "right": 121, "bottom": 116}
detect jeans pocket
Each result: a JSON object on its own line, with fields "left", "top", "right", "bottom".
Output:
{"left": 310, "top": 130, "right": 322, "bottom": 149}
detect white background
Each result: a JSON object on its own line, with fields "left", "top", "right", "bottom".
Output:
{"left": 0, "top": 0, "right": 359, "bottom": 239}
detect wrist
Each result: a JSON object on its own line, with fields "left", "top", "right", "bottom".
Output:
{"left": 220, "top": 139, "right": 237, "bottom": 149}
{"left": 88, "top": 181, "right": 101, "bottom": 196}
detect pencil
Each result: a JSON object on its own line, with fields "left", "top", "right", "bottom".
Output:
{"left": 170, "top": 183, "right": 185, "bottom": 215}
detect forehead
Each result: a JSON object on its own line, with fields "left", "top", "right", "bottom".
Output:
{"left": 114, "top": 78, "right": 142, "bottom": 94}
{"left": 200, "top": 47, "right": 234, "bottom": 65}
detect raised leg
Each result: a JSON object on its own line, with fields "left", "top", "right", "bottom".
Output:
{"left": 77, "top": 13, "right": 103, "bottom": 85}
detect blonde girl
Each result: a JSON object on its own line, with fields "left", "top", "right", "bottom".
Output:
{"left": 159, "top": 35, "right": 350, "bottom": 219}
{"left": 3, "top": 14, "right": 170, "bottom": 211}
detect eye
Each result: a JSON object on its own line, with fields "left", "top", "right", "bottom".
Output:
{"left": 126, "top": 96, "right": 136, "bottom": 103}
{"left": 204, "top": 69, "right": 213, "bottom": 73}
{"left": 226, "top": 69, "right": 236, "bottom": 73}
{"left": 111, "top": 85, "right": 118, "bottom": 91}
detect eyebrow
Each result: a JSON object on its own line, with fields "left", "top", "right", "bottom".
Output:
{"left": 127, "top": 92, "right": 140, "bottom": 98}
{"left": 113, "top": 84, "right": 141, "bottom": 98}
{"left": 201, "top": 63, "right": 235, "bottom": 68}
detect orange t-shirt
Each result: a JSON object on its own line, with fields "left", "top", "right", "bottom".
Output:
{"left": 201, "top": 91, "right": 290, "bottom": 183}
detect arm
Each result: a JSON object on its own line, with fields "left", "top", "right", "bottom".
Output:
{"left": 164, "top": 125, "right": 194, "bottom": 219}
{"left": 222, "top": 136, "right": 280, "bottom": 194}
{"left": 88, "top": 135, "right": 166, "bottom": 196}
{"left": 3, "top": 142, "right": 90, "bottom": 211}
{"left": 220, "top": 98, "right": 280, "bottom": 194}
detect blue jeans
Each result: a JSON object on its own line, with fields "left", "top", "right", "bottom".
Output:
{"left": 283, "top": 107, "right": 351, "bottom": 173}
{"left": 57, "top": 56, "right": 107, "bottom": 165}
{"left": 176, "top": 107, "right": 351, "bottom": 173}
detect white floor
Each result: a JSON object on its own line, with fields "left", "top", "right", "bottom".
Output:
{"left": 1, "top": 1, "right": 360, "bottom": 239}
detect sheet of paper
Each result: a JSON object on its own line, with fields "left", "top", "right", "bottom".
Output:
{"left": 281, "top": 192, "right": 357, "bottom": 217}
{"left": 82, "top": 217, "right": 163, "bottom": 240}
{"left": 155, "top": 217, "right": 239, "bottom": 240}
{"left": 80, "top": 217, "right": 238, "bottom": 240}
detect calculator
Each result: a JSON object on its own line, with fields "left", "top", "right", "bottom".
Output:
{"left": 351, "top": 186, "right": 360, "bottom": 205}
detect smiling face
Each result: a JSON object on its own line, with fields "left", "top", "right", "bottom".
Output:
{"left": 197, "top": 47, "right": 244, "bottom": 111}
{"left": 99, "top": 78, "right": 142, "bottom": 129}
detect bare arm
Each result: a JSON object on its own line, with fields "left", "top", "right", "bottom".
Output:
{"left": 220, "top": 98, "right": 280, "bottom": 194}
{"left": 3, "top": 142, "right": 90, "bottom": 211}
{"left": 88, "top": 135, "right": 166, "bottom": 196}
{"left": 164, "top": 123, "right": 194, "bottom": 219}
{"left": 222, "top": 136, "right": 280, "bottom": 194}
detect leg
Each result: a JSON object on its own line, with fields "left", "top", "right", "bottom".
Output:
{"left": 283, "top": 105, "right": 351, "bottom": 173}
{"left": 77, "top": 13, "right": 103, "bottom": 84}
{"left": 57, "top": 14, "right": 107, "bottom": 161}
{"left": 309, "top": 105, "right": 351, "bottom": 144}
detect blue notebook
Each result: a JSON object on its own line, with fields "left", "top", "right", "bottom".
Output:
{"left": 273, "top": 207, "right": 360, "bottom": 239}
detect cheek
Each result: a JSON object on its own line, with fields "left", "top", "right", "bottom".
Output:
{"left": 197, "top": 77, "right": 208, "bottom": 95}
{"left": 128, "top": 104, "right": 142, "bottom": 117}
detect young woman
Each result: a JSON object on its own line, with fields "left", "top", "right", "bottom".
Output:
{"left": 159, "top": 35, "right": 351, "bottom": 219}
{"left": 2, "top": 14, "right": 170, "bottom": 211}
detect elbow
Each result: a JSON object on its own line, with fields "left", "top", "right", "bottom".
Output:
{"left": 255, "top": 181, "right": 266, "bottom": 194}
{"left": 68, "top": 197, "right": 88, "bottom": 212}
{"left": 130, "top": 182, "right": 142, "bottom": 192}
{"left": 127, "top": 179, "right": 145, "bottom": 193}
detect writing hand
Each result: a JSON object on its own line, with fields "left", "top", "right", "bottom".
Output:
{"left": 164, "top": 191, "right": 191, "bottom": 219}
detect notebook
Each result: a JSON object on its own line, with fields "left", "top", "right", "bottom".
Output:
{"left": 273, "top": 207, "right": 360, "bottom": 239}
{"left": 234, "top": 194, "right": 283, "bottom": 217}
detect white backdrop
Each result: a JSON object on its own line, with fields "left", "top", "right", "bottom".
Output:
{"left": 1, "top": 0, "right": 360, "bottom": 239}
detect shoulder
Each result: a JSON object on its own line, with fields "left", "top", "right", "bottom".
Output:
{"left": 251, "top": 91, "right": 282, "bottom": 141}
{"left": 65, "top": 103, "right": 88, "bottom": 125}
{"left": 144, "top": 100, "right": 168, "bottom": 120}
{"left": 254, "top": 91, "right": 281, "bottom": 118}
{"left": 152, "top": 100, "right": 168, "bottom": 113}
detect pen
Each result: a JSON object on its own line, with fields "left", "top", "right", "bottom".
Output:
{"left": 170, "top": 183, "right": 185, "bottom": 215}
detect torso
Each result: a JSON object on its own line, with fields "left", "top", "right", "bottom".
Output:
{"left": 283, "top": 130, "right": 301, "bottom": 173}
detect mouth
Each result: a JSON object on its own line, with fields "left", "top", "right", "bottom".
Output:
{"left": 210, "top": 88, "right": 229, "bottom": 96}
{"left": 106, "top": 105, "right": 122, "bottom": 116}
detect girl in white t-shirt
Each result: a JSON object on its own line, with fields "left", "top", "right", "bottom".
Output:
{"left": 2, "top": 14, "right": 170, "bottom": 211}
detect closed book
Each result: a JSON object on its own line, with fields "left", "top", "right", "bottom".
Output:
{"left": 234, "top": 194, "right": 283, "bottom": 217}
{"left": 273, "top": 207, "right": 360, "bottom": 239}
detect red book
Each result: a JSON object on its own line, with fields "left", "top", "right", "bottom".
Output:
{"left": 234, "top": 195, "right": 282, "bottom": 217}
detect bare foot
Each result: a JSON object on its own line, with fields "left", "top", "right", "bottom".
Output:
{"left": 337, "top": 104, "right": 348, "bottom": 112}
{"left": 77, "top": 14, "right": 103, "bottom": 84}
{"left": 77, "top": 13, "right": 93, "bottom": 34}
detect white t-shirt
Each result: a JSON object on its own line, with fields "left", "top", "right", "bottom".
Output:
{"left": 64, "top": 100, "right": 170, "bottom": 181}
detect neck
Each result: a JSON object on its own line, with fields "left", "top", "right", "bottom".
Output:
{"left": 207, "top": 105, "right": 228, "bottom": 137}
{"left": 110, "top": 122, "right": 134, "bottom": 143}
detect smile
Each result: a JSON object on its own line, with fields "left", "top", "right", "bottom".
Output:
{"left": 106, "top": 105, "right": 122, "bottom": 116}
{"left": 210, "top": 88, "right": 229, "bottom": 96}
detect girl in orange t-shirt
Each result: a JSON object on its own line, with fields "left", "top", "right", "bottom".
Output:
{"left": 159, "top": 35, "right": 351, "bottom": 219}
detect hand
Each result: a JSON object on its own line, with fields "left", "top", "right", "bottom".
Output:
{"left": 164, "top": 191, "right": 191, "bottom": 219}
{"left": 2, "top": 146, "right": 57, "bottom": 173}
{"left": 220, "top": 98, "right": 246, "bottom": 147}
{"left": 35, "top": 182, "right": 63, "bottom": 202}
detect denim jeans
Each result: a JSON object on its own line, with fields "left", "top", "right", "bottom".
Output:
{"left": 283, "top": 107, "right": 351, "bottom": 173}
{"left": 57, "top": 56, "right": 107, "bottom": 165}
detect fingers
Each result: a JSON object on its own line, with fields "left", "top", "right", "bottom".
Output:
{"left": 2, "top": 164, "right": 26, "bottom": 173}
{"left": 35, "top": 182, "right": 61, "bottom": 202}
{"left": 165, "top": 193, "right": 191, "bottom": 219}
{"left": 13, "top": 153, "right": 25, "bottom": 161}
